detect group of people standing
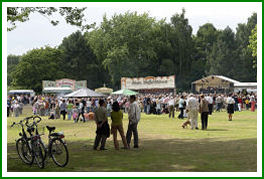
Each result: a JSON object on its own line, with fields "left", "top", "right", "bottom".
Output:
{"left": 93, "top": 95, "right": 141, "bottom": 150}
{"left": 181, "top": 94, "right": 210, "bottom": 130}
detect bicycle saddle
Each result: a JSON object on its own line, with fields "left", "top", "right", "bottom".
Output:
{"left": 46, "top": 126, "right": 56, "bottom": 132}
{"left": 50, "top": 132, "right": 64, "bottom": 137}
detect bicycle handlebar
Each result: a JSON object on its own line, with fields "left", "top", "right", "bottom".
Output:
{"left": 25, "top": 115, "right": 42, "bottom": 128}
{"left": 11, "top": 115, "right": 42, "bottom": 128}
{"left": 10, "top": 120, "right": 23, "bottom": 128}
{"left": 10, "top": 122, "right": 16, "bottom": 128}
{"left": 33, "top": 116, "right": 42, "bottom": 123}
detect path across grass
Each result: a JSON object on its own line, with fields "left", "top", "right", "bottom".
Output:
{"left": 7, "top": 108, "right": 257, "bottom": 172}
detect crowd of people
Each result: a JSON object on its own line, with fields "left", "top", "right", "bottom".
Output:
{"left": 7, "top": 92, "right": 257, "bottom": 120}
{"left": 135, "top": 92, "right": 257, "bottom": 116}
{"left": 7, "top": 91, "right": 257, "bottom": 150}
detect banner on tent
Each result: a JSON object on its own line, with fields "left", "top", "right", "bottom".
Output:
{"left": 42, "top": 79, "right": 87, "bottom": 91}
{"left": 121, "top": 75, "right": 175, "bottom": 90}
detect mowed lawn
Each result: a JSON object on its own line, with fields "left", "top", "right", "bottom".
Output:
{"left": 7, "top": 106, "right": 257, "bottom": 172}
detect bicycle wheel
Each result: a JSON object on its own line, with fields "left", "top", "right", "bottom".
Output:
{"left": 50, "top": 138, "right": 69, "bottom": 167}
{"left": 39, "top": 139, "right": 47, "bottom": 164}
{"left": 16, "top": 138, "right": 33, "bottom": 165}
{"left": 32, "top": 140, "right": 45, "bottom": 169}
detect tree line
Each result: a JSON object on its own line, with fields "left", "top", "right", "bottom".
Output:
{"left": 7, "top": 10, "right": 257, "bottom": 93}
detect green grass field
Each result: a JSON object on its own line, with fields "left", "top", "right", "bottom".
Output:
{"left": 7, "top": 106, "right": 257, "bottom": 172}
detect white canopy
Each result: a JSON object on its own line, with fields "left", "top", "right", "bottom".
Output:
{"left": 64, "top": 88, "right": 105, "bottom": 98}
{"left": 43, "top": 87, "right": 72, "bottom": 93}
{"left": 8, "top": 90, "right": 35, "bottom": 95}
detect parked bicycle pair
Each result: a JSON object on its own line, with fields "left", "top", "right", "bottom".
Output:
{"left": 11, "top": 115, "right": 69, "bottom": 169}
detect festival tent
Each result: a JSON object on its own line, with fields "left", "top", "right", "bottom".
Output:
{"left": 64, "top": 88, "right": 105, "bottom": 98}
{"left": 112, "top": 89, "right": 138, "bottom": 96}
{"left": 95, "top": 84, "right": 113, "bottom": 95}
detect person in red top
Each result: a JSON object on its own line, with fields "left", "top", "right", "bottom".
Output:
{"left": 237, "top": 96, "right": 243, "bottom": 112}
{"left": 250, "top": 95, "right": 256, "bottom": 112}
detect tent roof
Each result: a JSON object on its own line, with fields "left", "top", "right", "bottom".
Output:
{"left": 112, "top": 89, "right": 138, "bottom": 96}
{"left": 192, "top": 75, "right": 240, "bottom": 85}
{"left": 8, "top": 90, "right": 34, "bottom": 94}
{"left": 64, "top": 88, "right": 105, "bottom": 98}
{"left": 95, "top": 86, "right": 113, "bottom": 94}
{"left": 234, "top": 82, "right": 257, "bottom": 87}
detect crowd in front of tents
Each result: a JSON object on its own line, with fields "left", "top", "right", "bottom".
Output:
{"left": 7, "top": 91, "right": 257, "bottom": 150}
{"left": 7, "top": 91, "right": 257, "bottom": 121}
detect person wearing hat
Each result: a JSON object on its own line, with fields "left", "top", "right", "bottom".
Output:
{"left": 199, "top": 94, "right": 209, "bottom": 130}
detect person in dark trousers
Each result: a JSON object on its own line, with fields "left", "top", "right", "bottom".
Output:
{"left": 93, "top": 99, "right": 110, "bottom": 150}
{"left": 77, "top": 99, "right": 85, "bottom": 123}
{"left": 60, "top": 100, "right": 67, "bottom": 120}
{"left": 178, "top": 96, "right": 185, "bottom": 119}
{"left": 7, "top": 99, "right": 11, "bottom": 117}
{"left": 126, "top": 95, "right": 140, "bottom": 148}
{"left": 199, "top": 94, "right": 209, "bottom": 130}
{"left": 226, "top": 94, "right": 235, "bottom": 121}
{"left": 146, "top": 97, "right": 151, "bottom": 114}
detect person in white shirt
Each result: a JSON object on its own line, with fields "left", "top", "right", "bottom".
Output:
{"left": 226, "top": 94, "right": 235, "bottom": 121}
{"left": 126, "top": 95, "right": 140, "bottom": 148}
{"left": 77, "top": 99, "right": 85, "bottom": 122}
{"left": 205, "top": 94, "right": 213, "bottom": 115}
{"left": 86, "top": 98, "right": 92, "bottom": 112}
{"left": 186, "top": 94, "right": 199, "bottom": 129}
{"left": 168, "top": 96, "right": 175, "bottom": 118}
{"left": 215, "top": 95, "right": 223, "bottom": 112}
{"left": 13, "top": 101, "right": 20, "bottom": 117}
{"left": 178, "top": 96, "right": 185, "bottom": 119}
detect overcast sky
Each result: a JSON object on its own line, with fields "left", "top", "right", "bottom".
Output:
{"left": 7, "top": 2, "right": 260, "bottom": 55}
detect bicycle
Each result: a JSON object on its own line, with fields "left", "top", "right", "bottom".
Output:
{"left": 44, "top": 125, "right": 69, "bottom": 167}
{"left": 11, "top": 116, "right": 45, "bottom": 168}
{"left": 28, "top": 115, "right": 69, "bottom": 167}
{"left": 24, "top": 116, "right": 46, "bottom": 169}
{"left": 11, "top": 117, "right": 33, "bottom": 165}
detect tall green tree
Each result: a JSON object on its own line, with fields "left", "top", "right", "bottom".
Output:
{"left": 248, "top": 25, "right": 257, "bottom": 68}
{"left": 59, "top": 31, "right": 109, "bottom": 89}
{"left": 12, "top": 47, "right": 64, "bottom": 92}
{"left": 207, "top": 26, "right": 238, "bottom": 78}
{"left": 235, "top": 13, "right": 257, "bottom": 81}
{"left": 168, "top": 9, "right": 194, "bottom": 89}
{"left": 193, "top": 23, "right": 219, "bottom": 76}
{"left": 7, "top": 55, "right": 21, "bottom": 86}
{"left": 88, "top": 12, "right": 161, "bottom": 89}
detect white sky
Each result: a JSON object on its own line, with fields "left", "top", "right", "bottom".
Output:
{"left": 6, "top": 2, "right": 260, "bottom": 55}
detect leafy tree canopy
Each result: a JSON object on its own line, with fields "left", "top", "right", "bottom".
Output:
{"left": 7, "top": 7, "right": 93, "bottom": 31}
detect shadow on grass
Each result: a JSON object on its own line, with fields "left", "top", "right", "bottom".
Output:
{"left": 7, "top": 137, "right": 256, "bottom": 172}
{"left": 205, "top": 129, "right": 229, "bottom": 131}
